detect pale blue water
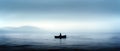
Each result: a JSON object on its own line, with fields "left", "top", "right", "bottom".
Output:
{"left": 0, "top": 33, "right": 120, "bottom": 49}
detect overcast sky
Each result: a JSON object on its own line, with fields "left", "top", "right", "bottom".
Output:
{"left": 0, "top": 0, "right": 120, "bottom": 32}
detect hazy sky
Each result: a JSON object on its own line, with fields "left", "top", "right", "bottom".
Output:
{"left": 0, "top": 0, "right": 120, "bottom": 32}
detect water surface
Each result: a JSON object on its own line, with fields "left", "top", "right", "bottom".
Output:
{"left": 0, "top": 33, "right": 120, "bottom": 50}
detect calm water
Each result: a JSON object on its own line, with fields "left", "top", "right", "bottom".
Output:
{"left": 0, "top": 33, "right": 120, "bottom": 49}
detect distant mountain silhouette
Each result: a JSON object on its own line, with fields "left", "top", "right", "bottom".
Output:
{"left": 0, "top": 26, "right": 46, "bottom": 34}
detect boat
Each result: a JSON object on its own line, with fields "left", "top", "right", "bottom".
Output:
{"left": 54, "top": 33, "right": 67, "bottom": 39}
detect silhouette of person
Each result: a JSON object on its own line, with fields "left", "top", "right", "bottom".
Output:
{"left": 60, "top": 33, "right": 62, "bottom": 36}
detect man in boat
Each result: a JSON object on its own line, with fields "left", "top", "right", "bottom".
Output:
{"left": 54, "top": 33, "right": 66, "bottom": 39}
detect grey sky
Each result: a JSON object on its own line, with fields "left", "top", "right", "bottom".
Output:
{"left": 0, "top": 0, "right": 120, "bottom": 32}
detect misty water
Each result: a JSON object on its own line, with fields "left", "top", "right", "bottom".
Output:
{"left": 0, "top": 33, "right": 120, "bottom": 49}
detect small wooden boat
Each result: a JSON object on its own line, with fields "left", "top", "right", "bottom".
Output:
{"left": 54, "top": 33, "right": 67, "bottom": 39}
{"left": 55, "top": 35, "right": 66, "bottom": 38}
